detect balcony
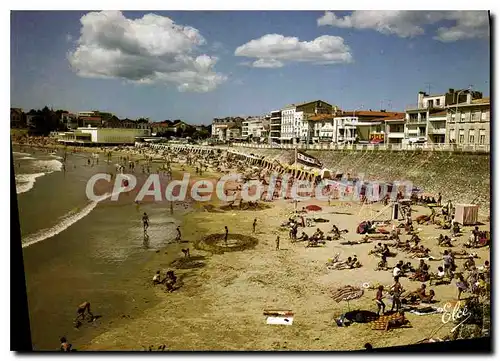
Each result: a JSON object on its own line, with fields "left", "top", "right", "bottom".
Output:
{"left": 388, "top": 132, "right": 405, "bottom": 139}
{"left": 406, "top": 103, "right": 445, "bottom": 111}
{"left": 428, "top": 128, "right": 446, "bottom": 135}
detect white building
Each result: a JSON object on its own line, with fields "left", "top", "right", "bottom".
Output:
{"left": 280, "top": 106, "right": 300, "bottom": 142}
{"left": 311, "top": 116, "right": 335, "bottom": 141}
{"left": 242, "top": 116, "right": 265, "bottom": 139}
{"left": 333, "top": 116, "right": 358, "bottom": 143}
{"left": 57, "top": 127, "right": 151, "bottom": 145}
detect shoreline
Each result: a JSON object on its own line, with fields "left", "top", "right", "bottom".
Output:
{"left": 15, "top": 141, "right": 491, "bottom": 350}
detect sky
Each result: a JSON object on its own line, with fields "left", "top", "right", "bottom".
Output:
{"left": 10, "top": 10, "right": 490, "bottom": 124}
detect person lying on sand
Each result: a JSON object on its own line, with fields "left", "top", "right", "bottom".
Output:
{"left": 385, "top": 311, "right": 407, "bottom": 331}
{"left": 297, "top": 232, "right": 309, "bottom": 242}
{"left": 451, "top": 222, "right": 461, "bottom": 237}
{"left": 410, "top": 245, "right": 431, "bottom": 258}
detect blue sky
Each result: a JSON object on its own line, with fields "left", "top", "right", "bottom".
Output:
{"left": 11, "top": 10, "right": 490, "bottom": 124}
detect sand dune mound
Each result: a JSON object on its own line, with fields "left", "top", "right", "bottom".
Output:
{"left": 194, "top": 233, "right": 258, "bottom": 254}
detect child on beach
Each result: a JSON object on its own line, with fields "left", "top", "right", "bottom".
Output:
{"left": 374, "top": 285, "right": 385, "bottom": 316}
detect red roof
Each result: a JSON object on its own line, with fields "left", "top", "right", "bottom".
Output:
{"left": 380, "top": 115, "right": 405, "bottom": 122}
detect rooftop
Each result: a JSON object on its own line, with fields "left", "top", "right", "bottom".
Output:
{"left": 340, "top": 111, "right": 405, "bottom": 118}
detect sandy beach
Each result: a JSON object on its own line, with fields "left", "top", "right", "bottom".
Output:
{"left": 20, "top": 143, "right": 485, "bottom": 351}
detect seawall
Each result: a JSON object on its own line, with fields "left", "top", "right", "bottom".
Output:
{"left": 233, "top": 147, "right": 491, "bottom": 215}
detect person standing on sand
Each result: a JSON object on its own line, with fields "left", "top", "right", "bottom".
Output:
{"left": 175, "top": 226, "right": 181, "bottom": 242}
{"left": 275, "top": 236, "right": 280, "bottom": 250}
{"left": 253, "top": 218, "right": 257, "bottom": 233}
{"left": 374, "top": 285, "right": 385, "bottom": 316}
{"left": 390, "top": 276, "right": 402, "bottom": 313}
{"left": 142, "top": 212, "right": 149, "bottom": 231}
{"left": 224, "top": 226, "right": 229, "bottom": 245}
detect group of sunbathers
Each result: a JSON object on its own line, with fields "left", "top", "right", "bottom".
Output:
{"left": 327, "top": 255, "right": 362, "bottom": 270}
{"left": 464, "top": 226, "right": 490, "bottom": 248}
{"left": 153, "top": 270, "right": 178, "bottom": 292}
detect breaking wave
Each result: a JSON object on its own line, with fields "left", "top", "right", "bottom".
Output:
{"left": 21, "top": 181, "right": 132, "bottom": 248}
{"left": 15, "top": 173, "right": 46, "bottom": 194}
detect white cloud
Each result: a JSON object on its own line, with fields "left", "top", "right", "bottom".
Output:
{"left": 252, "top": 59, "right": 284, "bottom": 68}
{"left": 234, "top": 34, "right": 352, "bottom": 68}
{"left": 65, "top": 34, "right": 73, "bottom": 42}
{"left": 434, "top": 11, "right": 490, "bottom": 42}
{"left": 317, "top": 11, "right": 489, "bottom": 41}
{"left": 68, "top": 11, "right": 226, "bottom": 92}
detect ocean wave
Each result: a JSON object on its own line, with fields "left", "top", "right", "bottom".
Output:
{"left": 21, "top": 183, "right": 131, "bottom": 248}
{"left": 19, "top": 156, "right": 36, "bottom": 160}
{"left": 13, "top": 151, "right": 31, "bottom": 156}
{"left": 50, "top": 154, "right": 64, "bottom": 160}
{"left": 15, "top": 173, "right": 46, "bottom": 194}
{"left": 22, "top": 193, "right": 111, "bottom": 248}
{"left": 32, "top": 159, "right": 63, "bottom": 173}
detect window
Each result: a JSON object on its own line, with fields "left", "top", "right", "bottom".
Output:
{"left": 436, "top": 99, "right": 441, "bottom": 106}
{"left": 459, "top": 129, "right": 465, "bottom": 144}
{"left": 469, "top": 130, "right": 475, "bottom": 144}
{"left": 479, "top": 129, "right": 486, "bottom": 145}
{"left": 460, "top": 112, "right": 466, "bottom": 122}
{"left": 451, "top": 113, "right": 456, "bottom": 121}
{"left": 472, "top": 111, "right": 480, "bottom": 121}
{"left": 481, "top": 111, "right": 489, "bottom": 121}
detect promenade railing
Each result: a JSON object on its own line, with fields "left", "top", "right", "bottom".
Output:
{"left": 229, "top": 142, "right": 490, "bottom": 153}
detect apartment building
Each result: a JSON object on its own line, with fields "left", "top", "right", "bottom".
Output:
{"left": 381, "top": 114, "right": 406, "bottom": 144}
{"left": 269, "top": 110, "right": 281, "bottom": 142}
{"left": 446, "top": 97, "right": 490, "bottom": 147}
{"left": 242, "top": 116, "right": 266, "bottom": 139}
{"left": 211, "top": 116, "right": 244, "bottom": 141}
{"left": 405, "top": 88, "right": 482, "bottom": 143}
{"left": 280, "top": 100, "right": 334, "bottom": 144}
{"left": 427, "top": 111, "right": 447, "bottom": 144}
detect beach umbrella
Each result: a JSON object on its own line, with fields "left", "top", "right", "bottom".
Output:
{"left": 331, "top": 285, "right": 364, "bottom": 311}
{"left": 306, "top": 205, "right": 322, "bottom": 212}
